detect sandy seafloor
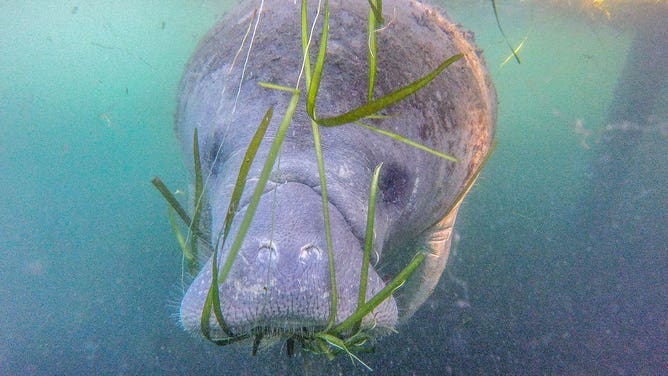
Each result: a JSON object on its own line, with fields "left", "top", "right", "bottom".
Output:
{"left": 1, "top": 1, "right": 666, "bottom": 374}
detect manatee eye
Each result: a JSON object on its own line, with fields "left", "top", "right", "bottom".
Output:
{"left": 378, "top": 162, "right": 412, "bottom": 206}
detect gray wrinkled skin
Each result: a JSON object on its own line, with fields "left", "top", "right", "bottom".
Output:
{"left": 176, "top": 0, "right": 496, "bottom": 342}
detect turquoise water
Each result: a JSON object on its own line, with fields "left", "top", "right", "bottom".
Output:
{"left": 1, "top": 1, "right": 665, "bottom": 374}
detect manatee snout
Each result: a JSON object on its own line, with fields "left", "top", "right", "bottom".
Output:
{"left": 180, "top": 182, "right": 397, "bottom": 338}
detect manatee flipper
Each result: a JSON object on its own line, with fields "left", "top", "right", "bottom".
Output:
{"left": 400, "top": 144, "right": 494, "bottom": 320}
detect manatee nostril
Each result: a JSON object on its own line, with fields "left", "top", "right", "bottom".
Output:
{"left": 298, "top": 244, "right": 322, "bottom": 264}
{"left": 257, "top": 241, "right": 278, "bottom": 264}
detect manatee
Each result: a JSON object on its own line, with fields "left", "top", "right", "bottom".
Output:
{"left": 174, "top": 0, "right": 496, "bottom": 348}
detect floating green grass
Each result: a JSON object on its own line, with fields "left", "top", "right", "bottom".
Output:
{"left": 151, "top": 177, "right": 211, "bottom": 270}
{"left": 317, "top": 53, "right": 462, "bottom": 127}
{"left": 151, "top": 178, "right": 191, "bottom": 232}
{"left": 500, "top": 35, "right": 528, "bottom": 68}
{"left": 334, "top": 253, "right": 424, "bottom": 336}
{"left": 354, "top": 162, "right": 382, "bottom": 335}
{"left": 201, "top": 106, "right": 275, "bottom": 342}
{"left": 307, "top": 26, "right": 463, "bottom": 128}
{"left": 313, "top": 332, "right": 373, "bottom": 371}
{"left": 354, "top": 121, "right": 460, "bottom": 162}
{"left": 217, "top": 107, "right": 274, "bottom": 250}
{"left": 310, "top": 117, "right": 338, "bottom": 331}
{"left": 200, "top": 94, "right": 300, "bottom": 344}
{"left": 190, "top": 128, "right": 203, "bottom": 274}
{"left": 299, "top": 253, "right": 424, "bottom": 367}
{"left": 301, "top": 0, "right": 338, "bottom": 332}
{"left": 216, "top": 92, "right": 300, "bottom": 286}
{"left": 366, "top": 0, "right": 381, "bottom": 101}
{"left": 366, "top": 0, "right": 384, "bottom": 25}
{"left": 167, "top": 207, "right": 190, "bottom": 262}
{"left": 305, "top": 0, "right": 330, "bottom": 121}
{"left": 491, "top": 0, "right": 521, "bottom": 64}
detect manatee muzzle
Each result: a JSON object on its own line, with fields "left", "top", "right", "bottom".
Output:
{"left": 179, "top": 182, "right": 397, "bottom": 341}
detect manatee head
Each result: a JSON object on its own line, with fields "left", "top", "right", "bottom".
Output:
{"left": 171, "top": 0, "right": 496, "bottom": 354}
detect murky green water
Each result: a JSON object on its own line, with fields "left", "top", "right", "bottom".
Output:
{"left": 1, "top": 1, "right": 665, "bottom": 374}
